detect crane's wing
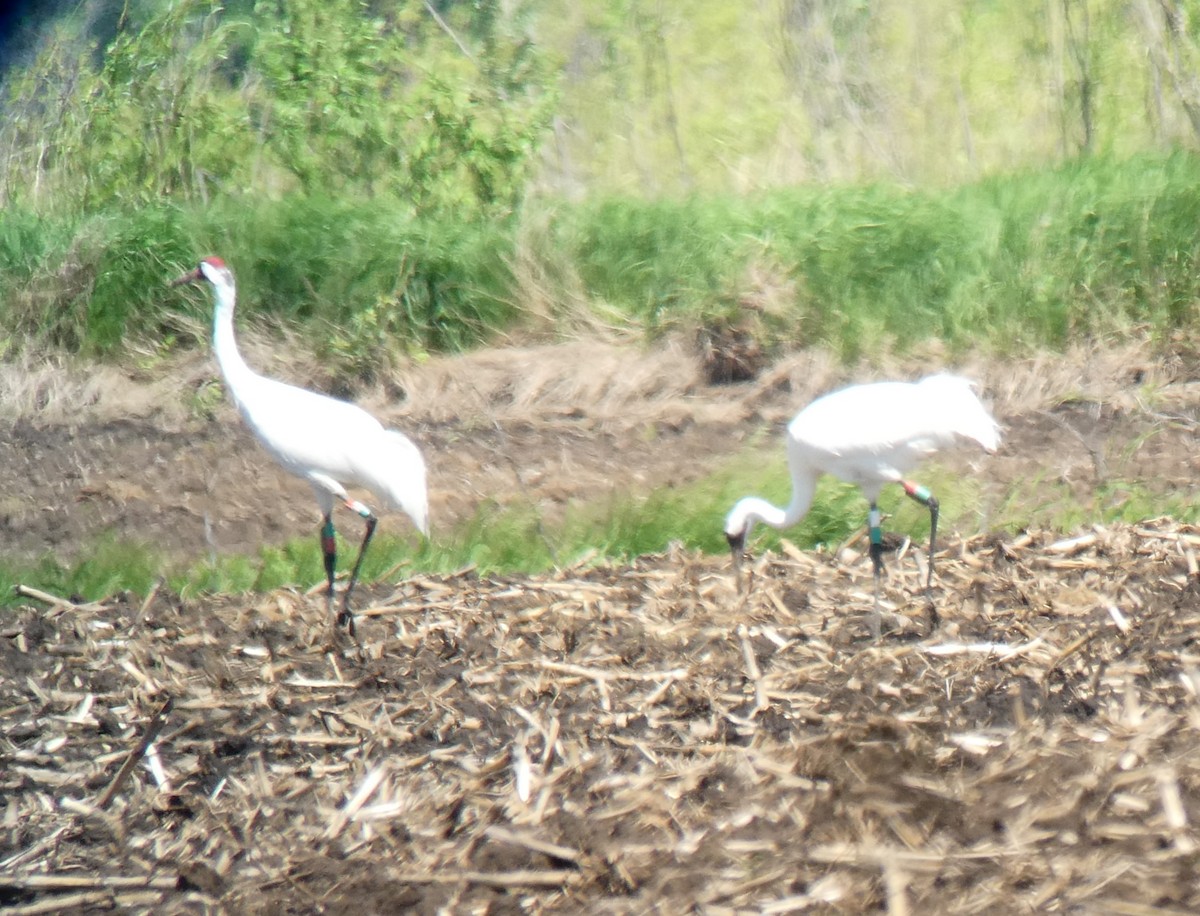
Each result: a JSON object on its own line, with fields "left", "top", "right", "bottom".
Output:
{"left": 232, "top": 375, "right": 382, "bottom": 471}
{"left": 351, "top": 429, "right": 429, "bottom": 536}
{"left": 231, "top": 374, "right": 429, "bottom": 534}
{"left": 789, "top": 376, "right": 999, "bottom": 463}
{"left": 912, "top": 375, "right": 1001, "bottom": 452}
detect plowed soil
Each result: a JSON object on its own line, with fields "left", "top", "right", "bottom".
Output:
{"left": 3, "top": 337, "right": 1200, "bottom": 914}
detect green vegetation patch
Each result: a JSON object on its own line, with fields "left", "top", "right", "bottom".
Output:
{"left": 0, "top": 451, "right": 1001, "bottom": 606}
{"left": 554, "top": 152, "right": 1200, "bottom": 357}
{"left": 3, "top": 153, "right": 1200, "bottom": 366}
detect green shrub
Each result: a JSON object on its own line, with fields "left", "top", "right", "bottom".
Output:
{"left": 5, "top": 152, "right": 1200, "bottom": 363}
{"left": 555, "top": 151, "right": 1200, "bottom": 357}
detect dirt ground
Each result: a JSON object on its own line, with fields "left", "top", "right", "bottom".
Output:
{"left": 0, "top": 334, "right": 1196, "bottom": 566}
{"left": 3, "top": 336, "right": 1200, "bottom": 913}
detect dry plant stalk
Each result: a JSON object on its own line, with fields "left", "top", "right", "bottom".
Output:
{"left": 3, "top": 518, "right": 1200, "bottom": 912}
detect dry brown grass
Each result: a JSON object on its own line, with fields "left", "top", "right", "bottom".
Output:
{"left": 4, "top": 519, "right": 1200, "bottom": 913}
{"left": 0, "top": 331, "right": 1171, "bottom": 434}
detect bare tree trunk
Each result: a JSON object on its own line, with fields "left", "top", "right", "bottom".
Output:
{"left": 651, "top": 5, "right": 692, "bottom": 191}
{"left": 1135, "top": 0, "right": 1200, "bottom": 142}
{"left": 955, "top": 78, "right": 976, "bottom": 171}
{"left": 630, "top": 2, "right": 691, "bottom": 192}
{"left": 1046, "top": 0, "right": 1068, "bottom": 158}
{"left": 1147, "top": 32, "right": 1166, "bottom": 141}
{"left": 1062, "top": 0, "right": 1094, "bottom": 153}
{"left": 773, "top": 0, "right": 898, "bottom": 180}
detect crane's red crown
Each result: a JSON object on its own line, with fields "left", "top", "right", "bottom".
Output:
{"left": 202, "top": 256, "right": 227, "bottom": 269}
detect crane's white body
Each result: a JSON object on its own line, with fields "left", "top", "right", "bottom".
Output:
{"left": 177, "top": 254, "right": 427, "bottom": 638}
{"left": 201, "top": 258, "right": 432, "bottom": 533}
{"left": 725, "top": 374, "right": 999, "bottom": 546}
{"left": 203, "top": 259, "right": 429, "bottom": 535}
{"left": 173, "top": 256, "right": 429, "bottom": 640}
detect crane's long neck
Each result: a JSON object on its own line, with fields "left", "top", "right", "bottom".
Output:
{"left": 211, "top": 279, "right": 255, "bottom": 393}
{"left": 726, "top": 460, "right": 818, "bottom": 537}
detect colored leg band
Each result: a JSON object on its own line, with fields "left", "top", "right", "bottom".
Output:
{"left": 321, "top": 518, "right": 336, "bottom": 554}
{"left": 346, "top": 499, "right": 373, "bottom": 519}
{"left": 868, "top": 506, "right": 883, "bottom": 544}
{"left": 903, "top": 481, "right": 933, "bottom": 504}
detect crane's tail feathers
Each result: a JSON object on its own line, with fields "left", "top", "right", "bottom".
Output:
{"left": 371, "top": 430, "right": 430, "bottom": 537}
{"left": 918, "top": 375, "right": 1002, "bottom": 452}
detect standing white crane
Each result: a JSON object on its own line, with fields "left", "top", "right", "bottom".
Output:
{"left": 724, "top": 374, "right": 1000, "bottom": 637}
{"left": 172, "top": 256, "right": 429, "bottom": 638}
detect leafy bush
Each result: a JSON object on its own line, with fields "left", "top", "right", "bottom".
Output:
{"left": 4, "top": 152, "right": 1200, "bottom": 363}
{"left": 0, "top": 0, "right": 555, "bottom": 219}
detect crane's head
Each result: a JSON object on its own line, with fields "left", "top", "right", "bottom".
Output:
{"left": 170, "top": 256, "right": 232, "bottom": 290}
{"left": 725, "top": 526, "right": 747, "bottom": 578}
{"left": 724, "top": 500, "right": 757, "bottom": 580}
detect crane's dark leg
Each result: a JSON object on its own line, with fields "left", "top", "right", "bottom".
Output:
{"left": 320, "top": 514, "right": 339, "bottom": 623}
{"left": 338, "top": 499, "right": 377, "bottom": 633}
{"left": 868, "top": 501, "right": 885, "bottom": 639}
{"left": 902, "top": 481, "right": 940, "bottom": 597}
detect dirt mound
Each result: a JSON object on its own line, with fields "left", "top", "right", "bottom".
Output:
{"left": 3, "top": 520, "right": 1200, "bottom": 913}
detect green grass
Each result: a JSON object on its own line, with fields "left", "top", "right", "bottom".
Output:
{"left": 555, "top": 151, "right": 1200, "bottom": 358}
{"left": 4, "top": 152, "right": 1200, "bottom": 367}
{"left": 0, "top": 537, "right": 165, "bottom": 604}
{"left": 0, "top": 449, "right": 1022, "bottom": 607}
{"left": 0, "top": 194, "right": 517, "bottom": 366}
{"left": 2, "top": 457, "right": 1192, "bottom": 607}
{"left": 990, "top": 477, "right": 1200, "bottom": 537}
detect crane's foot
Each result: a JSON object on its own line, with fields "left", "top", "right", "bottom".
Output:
{"left": 919, "top": 572, "right": 940, "bottom": 631}
{"left": 335, "top": 606, "right": 357, "bottom": 638}
{"left": 324, "top": 606, "right": 366, "bottom": 663}
{"left": 322, "top": 585, "right": 360, "bottom": 643}
{"left": 924, "top": 599, "right": 940, "bottom": 635}
{"left": 870, "top": 580, "right": 884, "bottom": 641}
{"left": 869, "top": 531, "right": 885, "bottom": 641}
{"left": 869, "top": 604, "right": 883, "bottom": 642}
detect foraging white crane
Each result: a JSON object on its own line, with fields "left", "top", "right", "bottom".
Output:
{"left": 724, "top": 374, "right": 1000, "bottom": 637}
{"left": 172, "top": 256, "right": 429, "bottom": 637}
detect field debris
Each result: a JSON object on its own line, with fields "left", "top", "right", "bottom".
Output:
{"left": 4, "top": 518, "right": 1200, "bottom": 912}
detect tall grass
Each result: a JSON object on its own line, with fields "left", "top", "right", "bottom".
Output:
{"left": 555, "top": 151, "right": 1200, "bottom": 356}
{"left": 0, "top": 194, "right": 516, "bottom": 361}
{"left": 2, "top": 152, "right": 1198, "bottom": 362}
{"left": 212, "top": 195, "right": 517, "bottom": 350}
